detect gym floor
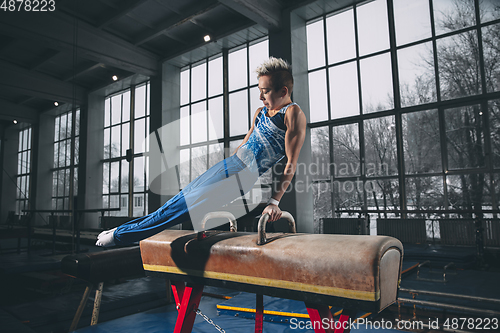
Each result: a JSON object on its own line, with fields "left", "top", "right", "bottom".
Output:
{"left": 1, "top": 230, "right": 499, "bottom": 333}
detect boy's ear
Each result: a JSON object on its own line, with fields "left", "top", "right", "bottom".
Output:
{"left": 281, "top": 86, "right": 289, "bottom": 97}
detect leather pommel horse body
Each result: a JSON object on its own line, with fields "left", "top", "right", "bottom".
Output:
{"left": 140, "top": 212, "right": 403, "bottom": 333}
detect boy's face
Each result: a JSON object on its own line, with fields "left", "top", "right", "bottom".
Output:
{"left": 258, "top": 75, "right": 287, "bottom": 111}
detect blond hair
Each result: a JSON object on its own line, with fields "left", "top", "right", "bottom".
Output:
{"left": 255, "top": 56, "right": 293, "bottom": 94}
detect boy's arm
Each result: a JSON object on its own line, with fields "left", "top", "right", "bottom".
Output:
{"left": 262, "top": 105, "right": 307, "bottom": 222}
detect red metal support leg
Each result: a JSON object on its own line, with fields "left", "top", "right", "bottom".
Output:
{"left": 305, "top": 303, "right": 334, "bottom": 333}
{"left": 333, "top": 310, "right": 353, "bottom": 333}
{"left": 255, "top": 294, "right": 264, "bottom": 333}
{"left": 171, "top": 281, "right": 204, "bottom": 333}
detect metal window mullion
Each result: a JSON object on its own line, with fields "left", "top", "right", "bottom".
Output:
{"left": 223, "top": 49, "right": 230, "bottom": 157}
{"left": 386, "top": 0, "right": 406, "bottom": 216}
{"left": 247, "top": 43, "right": 252, "bottom": 132}
{"left": 352, "top": 3, "right": 368, "bottom": 211}
{"left": 429, "top": 0, "right": 442, "bottom": 103}
{"left": 206, "top": 59, "right": 210, "bottom": 171}
{"left": 129, "top": 87, "right": 135, "bottom": 217}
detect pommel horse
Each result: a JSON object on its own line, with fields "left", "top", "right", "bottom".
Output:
{"left": 140, "top": 211, "right": 403, "bottom": 333}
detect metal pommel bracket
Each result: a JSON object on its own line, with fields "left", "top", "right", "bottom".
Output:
{"left": 257, "top": 211, "right": 296, "bottom": 245}
{"left": 200, "top": 211, "right": 237, "bottom": 232}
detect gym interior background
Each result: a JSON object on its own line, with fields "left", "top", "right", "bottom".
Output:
{"left": 1, "top": 0, "right": 500, "bottom": 332}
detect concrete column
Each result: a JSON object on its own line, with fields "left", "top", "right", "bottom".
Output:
{"left": 34, "top": 113, "right": 55, "bottom": 226}
{"left": 0, "top": 125, "right": 20, "bottom": 223}
{"left": 148, "top": 62, "right": 181, "bottom": 223}
{"left": 84, "top": 92, "right": 105, "bottom": 229}
{"left": 268, "top": 10, "right": 314, "bottom": 233}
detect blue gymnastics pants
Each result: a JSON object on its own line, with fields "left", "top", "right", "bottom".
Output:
{"left": 113, "top": 154, "right": 258, "bottom": 246}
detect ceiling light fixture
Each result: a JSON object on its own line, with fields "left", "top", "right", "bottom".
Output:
{"left": 13, "top": 119, "right": 18, "bottom": 124}
{"left": 204, "top": 35, "right": 211, "bottom": 42}
{"left": 112, "top": 75, "right": 118, "bottom": 81}
{"left": 54, "top": 101, "right": 59, "bottom": 106}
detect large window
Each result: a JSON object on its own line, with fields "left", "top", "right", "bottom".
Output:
{"left": 179, "top": 38, "right": 270, "bottom": 204}
{"left": 16, "top": 127, "right": 32, "bottom": 215}
{"left": 103, "top": 82, "right": 150, "bottom": 217}
{"left": 52, "top": 110, "right": 80, "bottom": 211}
{"left": 307, "top": 0, "right": 500, "bottom": 225}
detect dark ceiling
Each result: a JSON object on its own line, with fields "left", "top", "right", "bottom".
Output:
{"left": 0, "top": 0, "right": 354, "bottom": 128}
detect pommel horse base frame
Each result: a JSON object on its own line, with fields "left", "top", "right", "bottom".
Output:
{"left": 140, "top": 211, "right": 404, "bottom": 333}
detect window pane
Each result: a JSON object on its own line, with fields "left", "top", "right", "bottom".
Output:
{"left": 403, "top": 110, "right": 441, "bottom": 174}
{"left": 135, "top": 85, "right": 146, "bottom": 118}
{"left": 60, "top": 140, "right": 68, "bottom": 166}
{"left": 306, "top": 19, "right": 325, "bottom": 70}
{"left": 181, "top": 69, "right": 190, "bottom": 105}
{"left": 333, "top": 123, "right": 360, "bottom": 177}
{"left": 446, "top": 174, "right": 490, "bottom": 210}
{"left": 209, "top": 143, "right": 224, "bottom": 168}
{"left": 134, "top": 156, "right": 145, "bottom": 192}
{"left": 111, "top": 125, "right": 121, "bottom": 158}
{"left": 364, "top": 116, "right": 398, "bottom": 176}
{"left": 393, "top": 0, "right": 431, "bottom": 46}
{"left": 27, "top": 128, "right": 31, "bottom": 149}
{"left": 26, "top": 151, "right": 31, "bottom": 174}
{"left": 179, "top": 149, "right": 190, "bottom": 188}
{"left": 332, "top": 180, "right": 366, "bottom": 215}
{"left": 437, "top": 31, "right": 481, "bottom": 100}
{"left": 308, "top": 69, "right": 328, "bottom": 122}
{"left": 122, "top": 122, "right": 129, "bottom": 157}
{"left": 103, "top": 163, "right": 109, "bottom": 194}
{"left": 122, "top": 91, "right": 130, "bottom": 122}
{"left": 329, "top": 62, "right": 359, "bottom": 119}
{"left": 103, "top": 128, "right": 110, "bottom": 159}
{"left": 229, "top": 47, "right": 248, "bottom": 91}
{"left": 191, "top": 101, "right": 207, "bottom": 144}
{"left": 482, "top": 24, "right": 500, "bottom": 93}
{"left": 249, "top": 39, "right": 269, "bottom": 86}
{"left": 368, "top": 178, "right": 399, "bottom": 211}
{"left": 111, "top": 94, "right": 122, "bottom": 125}
{"left": 64, "top": 169, "right": 70, "bottom": 196}
{"left": 208, "top": 97, "right": 223, "bottom": 140}
{"left": 18, "top": 152, "right": 22, "bottom": 175}
{"left": 479, "top": 0, "right": 500, "bottom": 23}
{"left": 67, "top": 112, "right": 72, "bottom": 139}
{"left": 230, "top": 139, "right": 243, "bottom": 157}
{"left": 135, "top": 118, "right": 145, "bottom": 153}
{"left": 180, "top": 106, "right": 190, "bottom": 146}
{"left": 489, "top": 100, "right": 500, "bottom": 168}
{"left": 433, "top": 0, "right": 475, "bottom": 36}
{"left": 445, "top": 104, "right": 485, "bottom": 169}
{"left": 104, "top": 99, "right": 110, "bottom": 128}
{"left": 110, "top": 161, "right": 120, "bottom": 193}
{"left": 360, "top": 53, "right": 393, "bottom": 113}
{"left": 146, "top": 83, "right": 150, "bottom": 116}
{"left": 406, "top": 176, "right": 444, "bottom": 210}
{"left": 60, "top": 114, "right": 67, "bottom": 140}
{"left": 191, "top": 62, "right": 207, "bottom": 102}
{"left": 398, "top": 42, "right": 436, "bottom": 107}
{"left": 229, "top": 90, "right": 249, "bottom": 136}
{"left": 122, "top": 160, "right": 129, "bottom": 193}
{"left": 311, "top": 127, "right": 330, "bottom": 181}
{"left": 208, "top": 57, "right": 223, "bottom": 97}
{"left": 191, "top": 146, "right": 208, "bottom": 181}
{"left": 250, "top": 86, "right": 262, "bottom": 118}
{"left": 74, "top": 137, "right": 79, "bottom": 165}
{"left": 357, "top": 0, "right": 389, "bottom": 56}
{"left": 313, "top": 182, "right": 331, "bottom": 233}
{"left": 326, "top": 9, "right": 356, "bottom": 64}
